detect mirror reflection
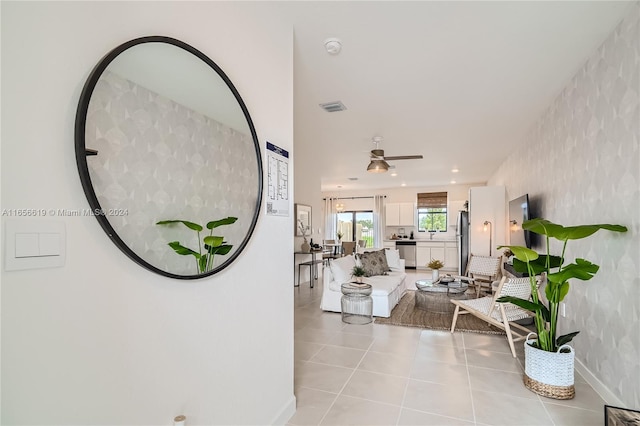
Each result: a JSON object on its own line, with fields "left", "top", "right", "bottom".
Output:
{"left": 76, "top": 37, "right": 262, "bottom": 278}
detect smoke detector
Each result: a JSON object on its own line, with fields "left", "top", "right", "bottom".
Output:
{"left": 324, "top": 38, "right": 342, "bottom": 55}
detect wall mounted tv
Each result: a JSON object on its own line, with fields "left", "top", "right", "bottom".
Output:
{"left": 509, "top": 194, "right": 532, "bottom": 248}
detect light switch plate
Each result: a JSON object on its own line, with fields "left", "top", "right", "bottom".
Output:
{"left": 39, "top": 233, "right": 62, "bottom": 256}
{"left": 15, "top": 233, "right": 40, "bottom": 257}
{"left": 5, "top": 220, "right": 66, "bottom": 271}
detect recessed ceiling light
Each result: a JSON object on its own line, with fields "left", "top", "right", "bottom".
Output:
{"left": 451, "top": 168, "right": 459, "bottom": 173}
{"left": 450, "top": 180, "right": 456, "bottom": 184}
{"left": 390, "top": 172, "right": 398, "bottom": 177}
{"left": 401, "top": 183, "right": 406, "bottom": 187}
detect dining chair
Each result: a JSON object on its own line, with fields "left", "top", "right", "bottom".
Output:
{"left": 450, "top": 275, "right": 538, "bottom": 357}
{"left": 357, "top": 239, "right": 367, "bottom": 248}
{"left": 322, "top": 239, "right": 337, "bottom": 265}
{"left": 342, "top": 241, "right": 356, "bottom": 256}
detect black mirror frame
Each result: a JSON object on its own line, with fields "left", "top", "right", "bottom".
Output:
{"left": 74, "top": 36, "right": 263, "bottom": 279}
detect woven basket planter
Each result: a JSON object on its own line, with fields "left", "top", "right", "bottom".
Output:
{"left": 523, "top": 333, "right": 575, "bottom": 400}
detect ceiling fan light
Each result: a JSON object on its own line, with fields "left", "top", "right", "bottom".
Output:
{"left": 367, "top": 159, "right": 389, "bottom": 173}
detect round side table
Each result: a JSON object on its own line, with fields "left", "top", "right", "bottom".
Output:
{"left": 340, "top": 282, "right": 373, "bottom": 324}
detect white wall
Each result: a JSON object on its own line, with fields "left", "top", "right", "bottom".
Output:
{"left": 489, "top": 4, "right": 639, "bottom": 408}
{"left": 1, "top": 2, "right": 295, "bottom": 424}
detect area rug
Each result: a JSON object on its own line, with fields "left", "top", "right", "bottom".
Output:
{"left": 375, "top": 290, "right": 506, "bottom": 335}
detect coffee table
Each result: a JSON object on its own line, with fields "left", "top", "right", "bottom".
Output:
{"left": 415, "top": 279, "right": 470, "bottom": 313}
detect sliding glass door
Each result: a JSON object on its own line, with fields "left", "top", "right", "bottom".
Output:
{"left": 337, "top": 211, "right": 374, "bottom": 248}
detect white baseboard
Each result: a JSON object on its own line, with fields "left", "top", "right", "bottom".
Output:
{"left": 575, "top": 358, "right": 624, "bottom": 406}
{"left": 271, "top": 394, "right": 296, "bottom": 426}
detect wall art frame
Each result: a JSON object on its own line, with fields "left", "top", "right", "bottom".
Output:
{"left": 605, "top": 405, "right": 640, "bottom": 425}
{"left": 295, "top": 204, "right": 311, "bottom": 236}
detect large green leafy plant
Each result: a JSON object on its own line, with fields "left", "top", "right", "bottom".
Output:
{"left": 156, "top": 217, "right": 237, "bottom": 273}
{"left": 498, "top": 218, "right": 627, "bottom": 352}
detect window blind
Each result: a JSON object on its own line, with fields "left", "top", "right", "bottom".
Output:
{"left": 417, "top": 192, "right": 447, "bottom": 208}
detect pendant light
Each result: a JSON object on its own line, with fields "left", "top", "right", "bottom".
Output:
{"left": 367, "top": 159, "right": 389, "bottom": 173}
{"left": 367, "top": 140, "right": 389, "bottom": 173}
{"left": 335, "top": 185, "right": 345, "bottom": 212}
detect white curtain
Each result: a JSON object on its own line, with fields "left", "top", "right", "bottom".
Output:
{"left": 324, "top": 198, "right": 337, "bottom": 242}
{"left": 373, "top": 195, "right": 386, "bottom": 248}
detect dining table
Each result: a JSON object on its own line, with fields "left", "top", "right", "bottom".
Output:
{"left": 323, "top": 242, "right": 343, "bottom": 258}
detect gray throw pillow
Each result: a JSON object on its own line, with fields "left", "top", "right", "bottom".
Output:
{"left": 359, "top": 249, "right": 389, "bottom": 277}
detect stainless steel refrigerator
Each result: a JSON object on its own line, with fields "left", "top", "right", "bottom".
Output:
{"left": 456, "top": 211, "right": 469, "bottom": 275}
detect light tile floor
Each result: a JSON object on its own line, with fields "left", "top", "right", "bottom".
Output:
{"left": 291, "top": 270, "right": 607, "bottom": 426}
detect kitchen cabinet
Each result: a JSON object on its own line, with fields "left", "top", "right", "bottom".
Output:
{"left": 416, "top": 240, "right": 458, "bottom": 271}
{"left": 416, "top": 241, "right": 448, "bottom": 270}
{"left": 385, "top": 202, "right": 415, "bottom": 226}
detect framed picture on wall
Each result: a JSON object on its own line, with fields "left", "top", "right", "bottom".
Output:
{"left": 605, "top": 405, "right": 640, "bottom": 425}
{"left": 295, "top": 204, "right": 311, "bottom": 236}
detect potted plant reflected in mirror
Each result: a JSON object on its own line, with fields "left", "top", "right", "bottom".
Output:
{"left": 498, "top": 218, "right": 627, "bottom": 400}
{"left": 337, "top": 231, "right": 343, "bottom": 243}
{"left": 427, "top": 259, "right": 444, "bottom": 281}
{"left": 352, "top": 266, "right": 366, "bottom": 284}
{"left": 156, "top": 217, "right": 238, "bottom": 274}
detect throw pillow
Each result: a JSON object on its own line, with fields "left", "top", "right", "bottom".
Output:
{"left": 329, "top": 255, "right": 356, "bottom": 283}
{"left": 385, "top": 248, "right": 401, "bottom": 270}
{"left": 359, "top": 249, "right": 389, "bottom": 277}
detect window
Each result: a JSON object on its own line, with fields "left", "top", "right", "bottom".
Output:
{"left": 337, "top": 211, "right": 374, "bottom": 247}
{"left": 417, "top": 192, "right": 448, "bottom": 232}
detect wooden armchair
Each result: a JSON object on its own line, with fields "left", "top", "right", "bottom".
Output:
{"left": 450, "top": 275, "right": 537, "bottom": 357}
{"left": 454, "top": 254, "right": 502, "bottom": 297}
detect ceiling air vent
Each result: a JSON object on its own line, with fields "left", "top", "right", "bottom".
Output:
{"left": 319, "top": 101, "right": 347, "bottom": 113}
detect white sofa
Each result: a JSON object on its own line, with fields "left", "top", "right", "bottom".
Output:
{"left": 320, "top": 249, "right": 407, "bottom": 318}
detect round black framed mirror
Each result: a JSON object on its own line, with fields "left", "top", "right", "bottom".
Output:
{"left": 75, "top": 36, "right": 263, "bottom": 279}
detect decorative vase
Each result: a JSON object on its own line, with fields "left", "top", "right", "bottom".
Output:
{"left": 432, "top": 269, "right": 440, "bottom": 281}
{"left": 523, "top": 333, "right": 575, "bottom": 399}
{"left": 355, "top": 276, "right": 363, "bottom": 283}
{"left": 301, "top": 239, "right": 310, "bottom": 253}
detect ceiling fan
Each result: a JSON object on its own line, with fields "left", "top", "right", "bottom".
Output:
{"left": 367, "top": 136, "right": 423, "bottom": 173}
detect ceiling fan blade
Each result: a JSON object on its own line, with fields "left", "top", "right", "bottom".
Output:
{"left": 384, "top": 155, "right": 424, "bottom": 161}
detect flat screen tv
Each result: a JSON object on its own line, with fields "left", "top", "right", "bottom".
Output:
{"left": 509, "top": 194, "right": 531, "bottom": 248}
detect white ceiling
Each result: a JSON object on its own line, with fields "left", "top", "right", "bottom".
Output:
{"left": 288, "top": 1, "right": 634, "bottom": 192}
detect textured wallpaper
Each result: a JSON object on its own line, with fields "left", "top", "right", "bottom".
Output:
{"left": 86, "top": 70, "right": 260, "bottom": 275}
{"left": 489, "top": 4, "right": 639, "bottom": 408}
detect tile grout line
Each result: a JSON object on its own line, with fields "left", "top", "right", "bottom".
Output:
{"left": 394, "top": 328, "right": 423, "bottom": 426}
{"left": 462, "top": 332, "right": 479, "bottom": 426}
{"left": 315, "top": 323, "right": 378, "bottom": 426}
{"left": 539, "top": 393, "right": 557, "bottom": 426}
